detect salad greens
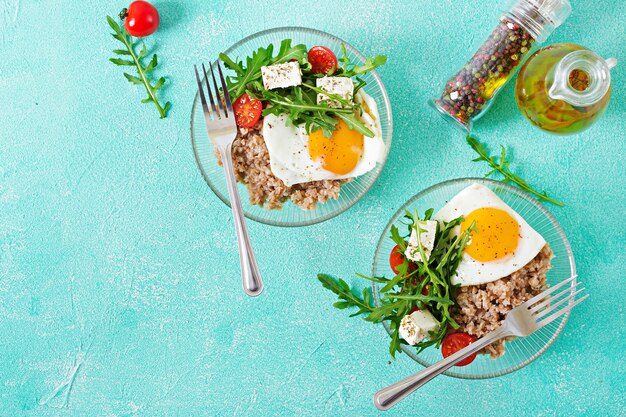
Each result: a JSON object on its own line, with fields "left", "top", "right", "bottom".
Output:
{"left": 318, "top": 210, "right": 475, "bottom": 358}
{"left": 219, "top": 39, "right": 386, "bottom": 138}
{"left": 467, "top": 136, "right": 564, "bottom": 207}
{"left": 107, "top": 16, "right": 171, "bottom": 119}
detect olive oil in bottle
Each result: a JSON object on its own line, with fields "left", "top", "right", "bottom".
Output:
{"left": 515, "top": 43, "right": 616, "bottom": 135}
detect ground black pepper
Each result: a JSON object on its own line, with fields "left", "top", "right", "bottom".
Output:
{"left": 433, "top": 16, "right": 535, "bottom": 129}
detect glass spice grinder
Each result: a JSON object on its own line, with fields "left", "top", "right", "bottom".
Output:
{"left": 515, "top": 43, "right": 616, "bottom": 135}
{"left": 431, "top": 0, "right": 572, "bottom": 132}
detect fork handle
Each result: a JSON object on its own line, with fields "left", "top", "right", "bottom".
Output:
{"left": 373, "top": 326, "right": 510, "bottom": 411}
{"left": 219, "top": 144, "right": 264, "bottom": 297}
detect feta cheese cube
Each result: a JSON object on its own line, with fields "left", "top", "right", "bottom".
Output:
{"left": 399, "top": 310, "right": 441, "bottom": 345}
{"left": 405, "top": 220, "right": 438, "bottom": 263}
{"left": 261, "top": 61, "right": 302, "bottom": 90}
{"left": 316, "top": 76, "right": 354, "bottom": 108}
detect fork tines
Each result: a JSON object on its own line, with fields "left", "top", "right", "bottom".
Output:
{"left": 194, "top": 60, "right": 233, "bottom": 120}
{"left": 525, "top": 275, "right": 588, "bottom": 330}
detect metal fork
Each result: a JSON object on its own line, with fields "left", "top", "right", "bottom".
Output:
{"left": 194, "top": 61, "right": 264, "bottom": 297}
{"left": 374, "top": 275, "right": 587, "bottom": 410}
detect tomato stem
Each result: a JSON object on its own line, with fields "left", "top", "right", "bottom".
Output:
{"left": 118, "top": 8, "right": 128, "bottom": 21}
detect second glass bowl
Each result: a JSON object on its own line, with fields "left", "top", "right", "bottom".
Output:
{"left": 371, "top": 178, "right": 576, "bottom": 379}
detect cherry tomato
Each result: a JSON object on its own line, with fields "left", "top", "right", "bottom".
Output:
{"left": 389, "top": 245, "right": 404, "bottom": 274}
{"left": 441, "top": 332, "right": 477, "bottom": 366}
{"left": 233, "top": 93, "right": 263, "bottom": 128}
{"left": 308, "top": 46, "right": 338, "bottom": 75}
{"left": 122, "top": 1, "right": 160, "bottom": 37}
{"left": 409, "top": 305, "right": 420, "bottom": 314}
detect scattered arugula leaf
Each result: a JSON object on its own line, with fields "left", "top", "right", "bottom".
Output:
{"left": 317, "top": 274, "right": 374, "bottom": 318}
{"left": 107, "top": 16, "right": 171, "bottom": 119}
{"left": 466, "top": 136, "right": 564, "bottom": 207}
{"left": 318, "top": 211, "right": 474, "bottom": 359}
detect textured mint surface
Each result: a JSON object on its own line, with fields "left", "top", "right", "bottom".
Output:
{"left": 0, "top": 0, "right": 624, "bottom": 415}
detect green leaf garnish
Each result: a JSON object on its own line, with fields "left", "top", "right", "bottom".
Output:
{"left": 467, "top": 135, "right": 564, "bottom": 206}
{"left": 107, "top": 16, "right": 170, "bottom": 119}
{"left": 317, "top": 274, "right": 374, "bottom": 318}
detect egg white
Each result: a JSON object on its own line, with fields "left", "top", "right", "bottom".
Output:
{"left": 262, "top": 90, "right": 385, "bottom": 187}
{"left": 434, "top": 183, "right": 547, "bottom": 287}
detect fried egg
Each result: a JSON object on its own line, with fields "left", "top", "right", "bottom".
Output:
{"left": 434, "top": 183, "right": 546, "bottom": 286}
{"left": 262, "top": 90, "right": 385, "bottom": 186}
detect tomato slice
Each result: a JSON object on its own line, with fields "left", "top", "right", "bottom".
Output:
{"left": 389, "top": 245, "right": 404, "bottom": 274}
{"left": 308, "top": 46, "right": 338, "bottom": 75}
{"left": 232, "top": 93, "right": 263, "bottom": 128}
{"left": 441, "top": 332, "right": 477, "bottom": 366}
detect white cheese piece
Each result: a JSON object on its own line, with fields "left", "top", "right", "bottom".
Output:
{"left": 316, "top": 76, "right": 354, "bottom": 108}
{"left": 261, "top": 61, "right": 302, "bottom": 90}
{"left": 399, "top": 310, "right": 441, "bottom": 345}
{"left": 405, "top": 220, "right": 438, "bottom": 263}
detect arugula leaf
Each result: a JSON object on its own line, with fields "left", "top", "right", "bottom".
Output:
{"left": 272, "top": 39, "right": 308, "bottom": 64}
{"left": 388, "top": 320, "right": 403, "bottom": 358}
{"left": 384, "top": 293, "right": 455, "bottom": 305}
{"left": 340, "top": 55, "right": 387, "bottom": 77}
{"left": 336, "top": 112, "right": 375, "bottom": 137}
{"left": 220, "top": 45, "right": 273, "bottom": 99}
{"left": 220, "top": 53, "right": 245, "bottom": 76}
{"left": 262, "top": 87, "right": 365, "bottom": 138}
{"left": 389, "top": 225, "right": 408, "bottom": 251}
{"left": 317, "top": 274, "right": 374, "bottom": 318}
{"left": 107, "top": 16, "right": 170, "bottom": 118}
{"left": 467, "top": 136, "right": 564, "bottom": 206}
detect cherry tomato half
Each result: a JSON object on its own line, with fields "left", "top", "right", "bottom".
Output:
{"left": 308, "top": 46, "right": 338, "bottom": 75}
{"left": 123, "top": 1, "right": 160, "bottom": 37}
{"left": 441, "top": 332, "right": 477, "bottom": 366}
{"left": 389, "top": 245, "right": 404, "bottom": 274}
{"left": 233, "top": 93, "right": 263, "bottom": 128}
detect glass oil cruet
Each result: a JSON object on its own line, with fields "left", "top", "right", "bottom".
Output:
{"left": 431, "top": 0, "right": 572, "bottom": 132}
{"left": 515, "top": 43, "right": 617, "bottom": 134}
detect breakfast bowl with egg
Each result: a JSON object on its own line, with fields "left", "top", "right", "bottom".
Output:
{"left": 191, "top": 27, "right": 392, "bottom": 227}
{"left": 370, "top": 178, "right": 576, "bottom": 379}
{"left": 317, "top": 178, "right": 575, "bottom": 379}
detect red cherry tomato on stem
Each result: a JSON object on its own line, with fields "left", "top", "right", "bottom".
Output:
{"left": 308, "top": 46, "right": 338, "bottom": 75}
{"left": 122, "top": 1, "right": 160, "bottom": 37}
{"left": 441, "top": 332, "right": 477, "bottom": 366}
{"left": 233, "top": 93, "right": 263, "bottom": 128}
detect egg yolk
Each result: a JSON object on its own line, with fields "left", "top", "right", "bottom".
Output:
{"left": 460, "top": 207, "right": 519, "bottom": 262}
{"left": 308, "top": 119, "right": 364, "bottom": 175}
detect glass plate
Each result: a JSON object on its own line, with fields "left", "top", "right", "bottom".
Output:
{"left": 191, "top": 27, "right": 393, "bottom": 227}
{"left": 371, "top": 178, "right": 576, "bottom": 379}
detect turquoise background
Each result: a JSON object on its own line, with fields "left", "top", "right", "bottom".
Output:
{"left": 1, "top": 0, "right": 624, "bottom": 415}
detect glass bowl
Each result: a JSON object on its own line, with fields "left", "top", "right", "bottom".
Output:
{"left": 371, "top": 178, "right": 576, "bottom": 379}
{"left": 190, "top": 27, "right": 393, "bottom": 227}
